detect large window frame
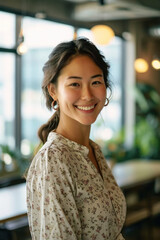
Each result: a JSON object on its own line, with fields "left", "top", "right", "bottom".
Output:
{"left": 0, "top": 12, "right": 17, "bottom": 150}
{"left": 0, "top": 10, "right": 126, "bottom": 176}
{"left": 0, "top": 15, "right": 22, "bottom": 151}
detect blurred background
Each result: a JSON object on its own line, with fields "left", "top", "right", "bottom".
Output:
{"left": 0, "top": 0, "right": 160, "bottom": 239}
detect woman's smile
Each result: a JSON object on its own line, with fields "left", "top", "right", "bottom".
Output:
{"left": 75, "top": 104, "right": 97, "bottom": 112}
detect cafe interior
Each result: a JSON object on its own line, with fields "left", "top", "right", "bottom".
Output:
{"left": 0, "top": 0, "right": 160, "bottom": 239}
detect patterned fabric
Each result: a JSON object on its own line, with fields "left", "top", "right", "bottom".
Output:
{"left": 26, "top": 132, "right": 126, "bottom": 240}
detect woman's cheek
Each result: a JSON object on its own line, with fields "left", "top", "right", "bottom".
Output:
{"left": 62, "top": 89, "right": 80, "bottom": 103}
{"left": 97, "top": 86, "right": 106, "bottom": 100}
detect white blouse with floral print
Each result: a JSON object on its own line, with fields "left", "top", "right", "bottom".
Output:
{"left": 26, "top": 132, "right": 126, "bottom": 240}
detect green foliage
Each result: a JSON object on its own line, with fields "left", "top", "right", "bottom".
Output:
{"left": 103, "top": 83, "right": 160, "bottom": 162}
{"left": 0, "top": 144, "right": 32, "bottom": 175}
{"left": 0, "top": 144, "right": 20, "bottom": 160}
{"left": 134, "top": 83, "right": 160, "bottom": 158}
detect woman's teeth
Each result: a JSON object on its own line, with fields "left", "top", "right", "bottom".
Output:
{"left": 76, "top": 105, "right": 95, "bottom": 111}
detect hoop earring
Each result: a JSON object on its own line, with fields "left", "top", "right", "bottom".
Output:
{"left": 52, "top": 100, "right": 59, "bottom": 110}
{"left": 104, "top": 98, "right": 109, "bottom": 107}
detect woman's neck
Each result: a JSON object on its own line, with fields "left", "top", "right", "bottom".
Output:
{"left": 56, "top": 118, "right": 91, "bottom": 148}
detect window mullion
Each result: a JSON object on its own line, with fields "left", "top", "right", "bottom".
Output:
{"left": 15, "top": 16, "right": 22, "bottom": 151}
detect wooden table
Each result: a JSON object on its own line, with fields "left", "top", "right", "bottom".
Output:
{"left": 112, "top": 160, "right": 160, "bottom": 226}
{"left": 112, "top": 160, "right": 160, "bottom": 191}
{"left": 0, "top": 183, "right": 27, "bottom": 224}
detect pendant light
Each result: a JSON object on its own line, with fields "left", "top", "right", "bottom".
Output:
{"left": 91, "top": 25, "right": 115, "bottom": 45}
{"left": 17, "top": 26, "right": 27, "bottom": 55}
{"left": 17, "top": 0, "right": 28, "bottom": 55}
{"left": 134, "top": 35, "right": 149, "bottom": 73}
{"left": 134, "top": 58, "right": 149, "bottom": 73}
{"left": 151, "top": 57, "right": 160, "bottom": 70}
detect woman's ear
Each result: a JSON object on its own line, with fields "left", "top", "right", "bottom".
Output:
{"left": 47, "top": 83, "right": 57, "bottom": 100}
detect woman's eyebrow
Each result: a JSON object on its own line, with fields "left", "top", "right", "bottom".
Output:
{"left": 67, "top": 74, "right": 103, "bottom": 80}
{"left": 67, "top": 76, "right": 82, "bottom": 80}
{"left": 91, "top": 74, "right": 103, "bottom": 79}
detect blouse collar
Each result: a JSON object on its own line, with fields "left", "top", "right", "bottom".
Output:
{"left": 47, "top": 131, "right": 91, "bottom": 156}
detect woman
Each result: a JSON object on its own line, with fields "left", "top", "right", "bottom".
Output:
{"left": 26, "top": 38, "right": 126, "bottom": 240}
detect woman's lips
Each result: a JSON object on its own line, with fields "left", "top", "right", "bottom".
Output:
{"left": 75, "top": 104, "right": 97, "bottom": 111}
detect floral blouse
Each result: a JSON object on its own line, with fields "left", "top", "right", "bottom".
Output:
{"left": 26, "top": 132, "right": 126, "bottom": 240}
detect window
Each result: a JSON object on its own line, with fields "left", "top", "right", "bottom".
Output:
{"left": 21, "top": 17, "right": 74, "bottom": 155}
{"left": 0, "top": 12, "right": 16, "bottom": 148}
{"left": 0, "top": 11, "right": 15, "bottom": 48}
{"left": 0, "top": 53, "right": 15, "bottom": 148}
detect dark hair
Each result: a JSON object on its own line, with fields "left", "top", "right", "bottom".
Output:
{"left": 38, "top": 38, "right": 111, "bottom": 144}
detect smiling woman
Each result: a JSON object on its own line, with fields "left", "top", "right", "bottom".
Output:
{"left": 26, "top": 38, "right": 126, "bottom": 240}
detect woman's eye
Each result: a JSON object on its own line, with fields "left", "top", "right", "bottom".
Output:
{"left": 70, "top": 82, "right": 80, "bottom": 87}
{"left": 92, "top": 81, "right": 102, "bottom": 85}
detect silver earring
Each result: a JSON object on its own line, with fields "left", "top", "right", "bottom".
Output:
{"left": 104, "top": 98, "right": 109, "bottom": 107}
{"left": 52, "top": 100, "right": 59, "bottom": 110}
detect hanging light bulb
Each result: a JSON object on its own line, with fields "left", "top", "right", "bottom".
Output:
{"left": 17, "top": 28, "right": 27, "bottom": 55}
{"left": 134, "top": 58, "right": 148, "bottom": 73}
{"left": 91, "top": 25, "right": 115, "bottom": 45}
{"left": 151, "top": 58, "right": 160, "bottom": 70}
{"left": 17, "top": 42, "right": 27, "bottom": 55}
{"left": 73, "top": 27, "right": 77, "bottom": 40}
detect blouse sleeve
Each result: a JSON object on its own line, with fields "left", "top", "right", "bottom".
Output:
{"left": 26, "top": 147, "right": 81, "bottom": 240}
{"left": 117, "top": 233, "right": 125, "bottom": 240}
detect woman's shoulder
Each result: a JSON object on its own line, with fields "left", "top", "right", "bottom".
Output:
{"left": 37, "top": 133, "right": 73, "bottom": 162}
{"left": 27, "top": 132, "right": 74, "bottom": 178}
{"left": 40, "top": 135, "right": 71, "bottom": 155}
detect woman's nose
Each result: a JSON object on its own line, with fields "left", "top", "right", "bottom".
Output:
{"left": 81, "top": 86, "right": 94, "bottom": 101}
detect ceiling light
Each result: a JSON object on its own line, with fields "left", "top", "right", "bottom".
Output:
{"left": 17, "top": 28, "right": 27, "bottom": 55}
{"left": 91, "top": 25, "right": 115, "bottom": 45}
{"left": 134, "top": 58, "right": 148, "bottom": 73}
{"left": 152, "top": 59, "right": 160, "bottom": 70}
{"left": 149, "top": 26, "right": 160, "bottom": 38}
{"left": 17, "top": 42, "right": 27, "bottom": 55}
{"left": 35, "top": 11, "right": 46, "bottom": 19}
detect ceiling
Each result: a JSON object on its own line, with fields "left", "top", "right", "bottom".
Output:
{"left": 67, "top": 0, "right": 160, "bottom": 22}
{"left": 0, "top": 0, "right": 160, "bottom": 28}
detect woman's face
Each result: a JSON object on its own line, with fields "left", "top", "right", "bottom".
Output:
{"left": 48, "top": 55, "right": 106, "bottom": 127}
